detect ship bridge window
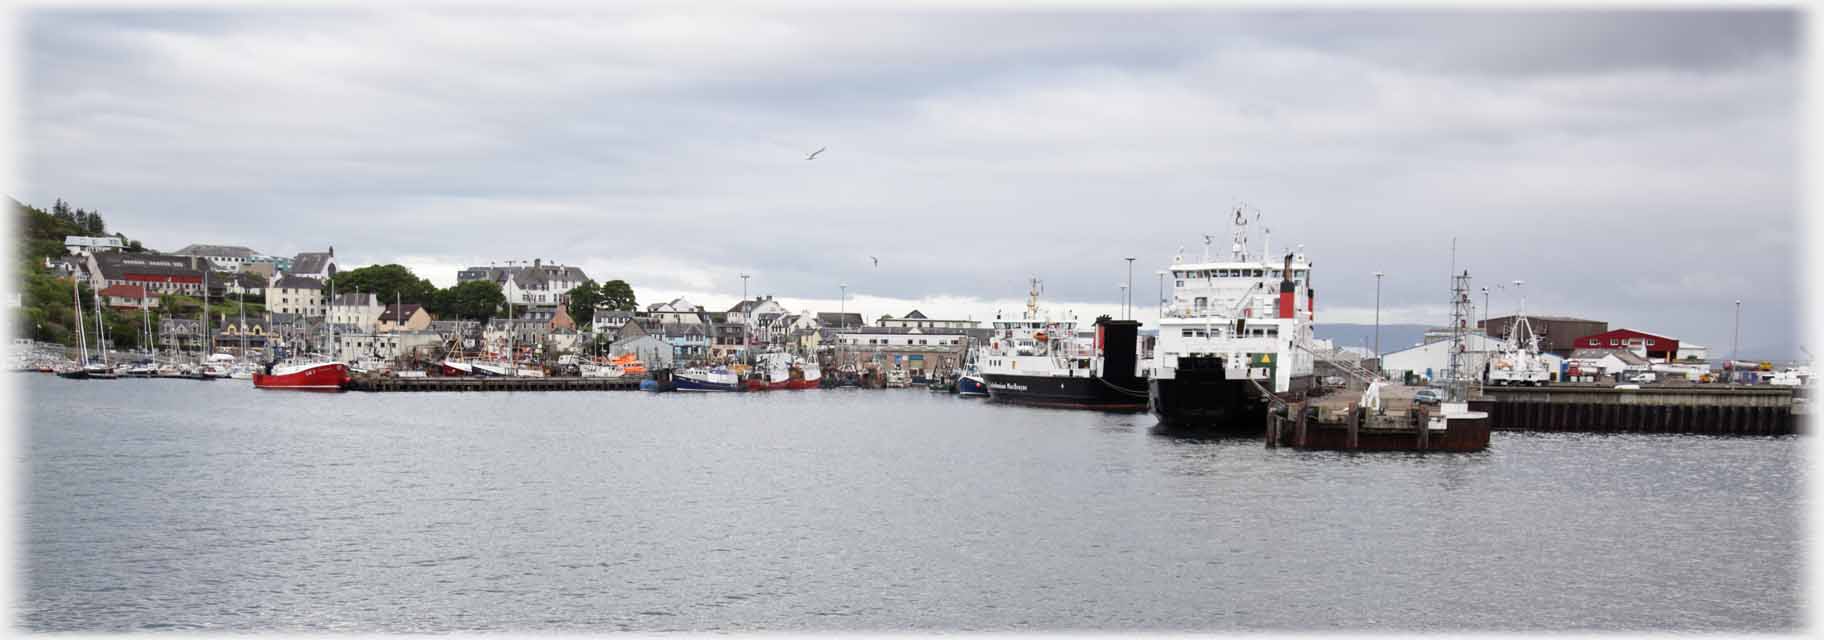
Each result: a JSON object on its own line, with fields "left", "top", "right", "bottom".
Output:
{"left": 1252, "top": 269, "right": 1263, "bottom": 277}
{"left": 1194, "top": 297, "right": 1207, "bottom": 311}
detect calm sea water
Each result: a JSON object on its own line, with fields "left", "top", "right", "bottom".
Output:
{"left": 18, "top": 375, "right": 1805, "bottom": 632}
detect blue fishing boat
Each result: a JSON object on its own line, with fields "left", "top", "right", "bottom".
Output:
{"left": 674, "top": 366, "right": 740, "bottom": 392}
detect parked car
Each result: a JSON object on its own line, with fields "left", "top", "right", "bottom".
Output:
{"left": 1413, "top": 388, "right": 1444, "bottom": 405}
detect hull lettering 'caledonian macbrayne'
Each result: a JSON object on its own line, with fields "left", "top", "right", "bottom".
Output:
{"left": 982, "top": 316, "right": 1149, "bottom": 411}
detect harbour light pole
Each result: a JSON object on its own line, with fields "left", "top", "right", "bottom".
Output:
{"left": 1733, "top": 299, "right": 1742, "bottom": 365}
{"left": 1119, "top": 284, "right": 1128, "bottom": 319}
{"left": 1124, "top": 257, "right": 1135, "bottom": 320}
{"left": 840, "top": 283, "right": 847, "bottom": 317}
{"left": 1373, "top": 271, "right": 1384, "bottom": 362}
{"left": 1481, "top": 286, "right": 1490, "bottom": 338}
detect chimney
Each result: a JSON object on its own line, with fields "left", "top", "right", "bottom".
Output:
{"left": 1277, "top": 253, "right": 1296, "bottom": 320}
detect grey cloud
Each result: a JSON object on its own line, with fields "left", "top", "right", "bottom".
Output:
{"left": 16, "top": 7, "right": 1804, "bottom": 357}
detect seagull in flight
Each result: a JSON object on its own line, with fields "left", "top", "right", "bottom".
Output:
{"left": 806, "top": 147, "right": 826, "bottom": 160}
{"left": 870, "top": 256, "right": 878, "bottom": 268}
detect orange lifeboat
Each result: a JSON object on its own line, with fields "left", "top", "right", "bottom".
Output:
{"left": 1034, "top": 331, "right": 1049, "bottom": 343}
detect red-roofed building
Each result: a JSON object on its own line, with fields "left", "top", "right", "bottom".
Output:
{"left": 1569, "top": 329, "right": 1680, "bottom": 363}
{"left": 99, "top": 284, "right": 158, "bottom": 310}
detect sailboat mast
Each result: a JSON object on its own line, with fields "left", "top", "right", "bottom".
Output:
{"left": 239, "top": 290, "right": 247, "bottom": 361}
{"left": 93, "top": 282, "right": 108, "bottom": 366}
{"left": 71, "top": 276, "right": 89, "bottom": 365}
{"left": 200, "top": 268, "right": 208, "bottom": 365}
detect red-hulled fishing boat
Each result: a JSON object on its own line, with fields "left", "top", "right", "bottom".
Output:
{"left": 252, "top": 360, "right": 351, "bottom": 390}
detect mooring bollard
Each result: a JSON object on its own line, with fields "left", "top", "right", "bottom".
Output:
{"left": 1346, "top": 402, "right": 1360, "bottom": 450}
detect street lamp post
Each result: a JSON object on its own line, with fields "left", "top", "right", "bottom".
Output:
{"left": 1373, "top": 272, "right": 1384, "bottom": 363}
{"left": 840, "top": 283, "right": 847, "bottom": 317}
{"left": 1119, "top": 284, "right": 1128, "bottom": 319}
{"left": 1124, "top": 257, "right": 1136, "bottom": 320}
{"left": 740, "top": 273, "right": 750, "bottom": 362}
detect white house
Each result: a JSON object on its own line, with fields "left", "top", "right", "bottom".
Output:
{"left": 1566, "top": 348, "right": 1653, "bottom": 378}
{"left": 647, "top": 298, "right": 706, "bottom": 325}
{"left": 268, "top": 276, "right": 325, "bottom": 317}
{"left": 327, "top": 292, "right": 384, "bottom": 331}
{"left": 287, "top": 247, "right": 338, "bottom": 280}
{"left": 832, "top": 328, "right": 970, "bottom": 349}
{"left": 171, "top": 244, "right": 263, "bottom": 272}
{"left": 1676, "top": 343, "right": 1710, "bottom": 361}
{"left": 878, "top": 310, "right": 979, "bottom": 331}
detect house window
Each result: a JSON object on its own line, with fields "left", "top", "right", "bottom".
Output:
{"left": 1610, "top": 339, "right": 1618, "bottom": 346}
{"left": 1646, "top": 339, "right": 1655, "bottom": 346}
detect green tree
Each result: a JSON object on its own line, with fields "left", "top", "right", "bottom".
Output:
{"left": 599, "top": 279, "right": 636, "bottom": 311}
{"left": 327, "top": 264, "right": 439, "bottom": 307}
{"left": 433, "top": 280, "right": 506, "bottom": 322}
{"left": 565, "top": 279, "right": 602, "bottom": 328}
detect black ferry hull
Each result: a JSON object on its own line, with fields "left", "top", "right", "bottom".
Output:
{"left": 982, "top": 373, "right": 1148, "bottom": 411}
{"left": 1151, "top": 367, "right": 1312, "bottom": 433}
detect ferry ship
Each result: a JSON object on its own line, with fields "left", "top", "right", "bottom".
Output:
{"left": 1149, "top": 208, "right": 1316, "bottom": 430}
{"left": 976, "top": 278, "right": 1148, "bottom": 410}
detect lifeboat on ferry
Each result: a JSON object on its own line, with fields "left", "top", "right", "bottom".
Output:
{"left": 252, "top": 361, "right": 351, "bottom": 391}
{"left": 1034, "top": 331, "right": 1049, "bottom": 342}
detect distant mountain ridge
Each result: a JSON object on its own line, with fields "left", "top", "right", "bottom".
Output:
{"left": 1312, "top": 323, "right": 1432, "bottom": 354}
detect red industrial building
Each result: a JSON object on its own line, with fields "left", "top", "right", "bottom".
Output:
{"left": 1570, "top": 329, "right": 1680, "bottom": 363}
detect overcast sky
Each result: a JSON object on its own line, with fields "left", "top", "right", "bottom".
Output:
{"left": 14, "top": 6, "right": 1805, "bottom": 357}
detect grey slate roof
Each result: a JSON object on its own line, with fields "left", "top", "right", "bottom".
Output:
{"left": 91, "top": 253, "right": 207, "bottom": 279}
{"left": 379, "top": 304, "right": 424, "bottom": 323}
{"left": 173, "top": 244, "right": 258, "bottom": 258}
{"left": 903, "top": 310, "right": 928, "bottom": 319}
{"left": 291, "top": 251, "right": 333, "bottom": 275}
{"left": 271, "top": 275, "right": 324, "bottom": 290}
{"left": 817, "top": 312, "right": 864, "bottom": 328}
{"left": 330, "top": 292, "right": 377, "bottom": 306}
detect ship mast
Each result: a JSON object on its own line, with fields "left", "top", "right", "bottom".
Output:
{"left": 1445, "top": 238, "right": 1474, "bottom": 403}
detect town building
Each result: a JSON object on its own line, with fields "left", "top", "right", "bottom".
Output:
{"left": 328, "top": 292, "right": 385, "bottom": 332}
{"left": 829, "top": 327, "right": 970, "bottom": 379}
{"left": 86, "top": 253, "right": 211, "bottom": 296}
{"left": 332, "top": 330, "right": 445, "bottom": 365}
{"left": 610, "top": 334, "right": 676, "bottom": 369}
{"left": 171, "top": 244, "right": 264, "bottom": 272}
{"left": 646, "top": 298, "right": 708, "bottom": 325}
{"left": 591, "top": 307, "right": 637, "bottom": 338}
{"left": 622, "top": 320, "right": 711, "bottom": 365}
{"left": 287, "top": 247, "right": 338, "bottom": 280}
{"left": 1480, "top": 315, "right": 1607, "bottom": 356}
{"left": 818, "top": 312, "right": 865, "bottom": 332}
{"left": 457, "top": 260, "right": 589, "bottom": 321}
{"left": 211, "top": 312, "right": 271, "bottom": 358}
{"left": 223, "top": 272, "right": 267, "bottom": 299}
{"left": 98, "top": 284, "right": 158, "bottom": 310}
{"left": 377, "top": 304, "right": 433, "bottom": 332}
{"left": 1565, "top": 348, "right": 1653, "bottom": 380}
{"left": 877, "top": 310, "right": 979, "bottom": 331}
{"left": 65, "top": 235, "right": 125, "bottom": 256}
{"left": 1676, "top": 343, "right": 1710, "bottom": 362}
{"left": 268, "top": 276, "right": 326, "bottom": 317}
{"left": 1377, "top": 333, "right": 1568, "bottom": 384}
{"left": 158, "top": 317, "right": 205, "bottom": 354}
{"left": 1569, "top": 329, "right": 1680, "bottom": 363}
{"left": 239, "top": 260, "right": 277, "bottom": 280}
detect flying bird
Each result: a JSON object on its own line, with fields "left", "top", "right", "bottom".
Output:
{"left": 870, "top": 256, "right": 878, "bottom": 268}
{"left": 806, "top": 147, "right": 826, "bottom": 160}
